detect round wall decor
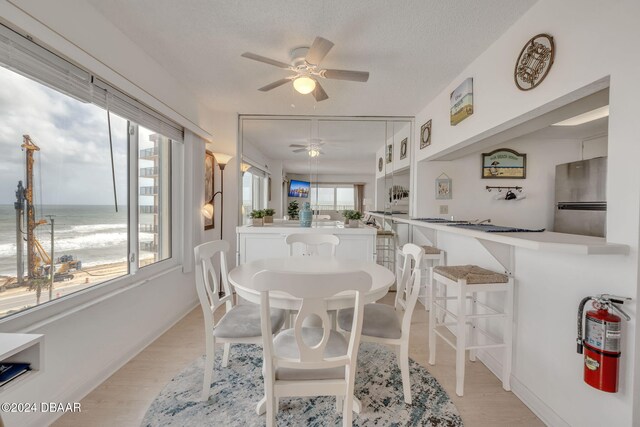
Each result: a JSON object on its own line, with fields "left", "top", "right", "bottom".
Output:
{"left": 514, "top": 33, "right": 555, "bottom": 91}
{"left": 378, "top": 157, "right": 383, "bottom": 172}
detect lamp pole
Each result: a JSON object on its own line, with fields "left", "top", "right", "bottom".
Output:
{"left": 212, "top": 159, "right": 227, "bottom": 297}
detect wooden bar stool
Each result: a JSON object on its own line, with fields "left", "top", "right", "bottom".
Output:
{"left": 418, "top": 246, "right": 445, "bottom": 311}
{"left": 428, "top": 265, "right": 514, "bottom": 397}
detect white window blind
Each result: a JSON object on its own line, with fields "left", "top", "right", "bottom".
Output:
{"left": 0, "top": 24, "right": 183, "bottom": 142}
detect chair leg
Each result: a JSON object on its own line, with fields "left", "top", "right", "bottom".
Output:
{"left": 336, "top": 396, "right": 343, "bottom": 412}
{"left": 502, "top": 280, "right": 514, "bottom": 391}
{"left": 455, "top": 280, "right": 467, "bottom": 397}
{"left": 399, "top": 343, "right": 412, "bottom": 404}
{"left": 428, "top": 269, "right": 437, "bottom": 366}
{"left": 221, "top": 342, "right": 231, "bottom": 367}
{"left": 469, "top": 292, "right": 478, "bottom": 362}
{"left": 265, "top": 385, "right": 275, "bottom": 427}
{"left": 201, "top": 335, "right": 215, "bottom": 401}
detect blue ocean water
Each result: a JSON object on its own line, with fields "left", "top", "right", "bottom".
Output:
{"left": 0, "top": 204, "right": 133, "bottom": 276}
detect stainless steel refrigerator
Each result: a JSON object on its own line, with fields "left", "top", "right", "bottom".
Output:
{"left": 553, "top": 157, "right": 607, "bottom": 237}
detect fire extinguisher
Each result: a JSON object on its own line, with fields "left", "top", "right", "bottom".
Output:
{"left": 577, "top": 294, "right": 631, "bottom": 393}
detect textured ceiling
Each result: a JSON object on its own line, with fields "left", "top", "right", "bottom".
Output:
{"left": 88, "top": 0, "right": 536, "bottom": 117}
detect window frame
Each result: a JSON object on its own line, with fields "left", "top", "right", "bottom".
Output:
{"left": 0, "top": 26, "right": 184, "bottom": 330}
{"left": 310, "top": 184, "right": 356, "bottom": 212}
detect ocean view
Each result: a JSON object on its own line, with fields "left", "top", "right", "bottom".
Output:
{"left": 0, "top": 204, "right": 139, "bottom": 277}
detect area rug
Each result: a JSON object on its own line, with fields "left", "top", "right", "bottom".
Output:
{"left": 142, "top": 343, "right": 463, "bottom": 426}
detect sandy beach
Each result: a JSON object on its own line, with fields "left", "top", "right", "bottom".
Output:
{"left": 0, "top": 261, "right": 129, "bottom": 316}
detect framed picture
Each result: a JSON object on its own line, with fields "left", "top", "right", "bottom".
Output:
{"left": 420, "top": 120, "right": 431, "bottom": 149}
{"left": 450, "top": 78, "right": 473, "bottom": 126}
{"left": 482, "top": 148, "right": 527, "bottom": 179}
{"left": 435, "top": 177, "right": 452, "bottom": 200}
{"left": 399, "top": 138, "right": 408, "bottom": 160}
{"left": 386, "top": 144, "right": 393, "bottom": 163}
{"left": 378, "top": 157, "right": 383, "bottom": 172}
{"left": 204, "top": 150, "right": 214, "bottom": 230}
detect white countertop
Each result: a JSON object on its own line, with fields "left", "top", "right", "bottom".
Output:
{"left": 237, "top": 220, "right": 376, "bottom": 235}
{"left": 366, "top": 212, "right": 629, "bottom": 255}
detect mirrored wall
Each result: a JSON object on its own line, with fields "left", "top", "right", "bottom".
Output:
{"left": 238, "top": 116, "right": 413, "bottom": 228}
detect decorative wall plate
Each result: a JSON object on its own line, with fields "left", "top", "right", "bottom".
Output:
{"left": 378, "top": 157, "right": 383, "bottom": 172}
{"left": 514, "top": 34, "right": 555, "bottom": 91}
{"left": 386, "top": 144, "right": 392, "bottom": 164}
{"left": 420, "top": 120, "right": 432, "bottom": 149}
{"left": 400, "top": 138, "right": 408, "bottom": 160}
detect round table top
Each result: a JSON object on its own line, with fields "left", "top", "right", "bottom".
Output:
{"left": 228, "top": 257, "right": 396, "bottom": 310}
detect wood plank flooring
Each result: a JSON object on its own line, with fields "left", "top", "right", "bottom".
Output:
{"left": 55, "top": 294, "right": 544, "bottom": 426}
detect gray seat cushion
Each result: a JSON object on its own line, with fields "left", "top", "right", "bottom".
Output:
{"left": 214, "top": 304, "right": 286, "bottom": 338}
{"left": 338, "top": 303, "right": 402, "bottom": 339}
{"left": 273, "top": 327, "right": 347, "bottom": 380}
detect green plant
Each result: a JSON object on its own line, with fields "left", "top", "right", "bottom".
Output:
{"left": 287, "top": 200, "right": 299, "bottom": 219}
{"left": 350, "top": 210, "right": 363, "bottom": 220}
{"left": 342, "top": 210, "right": 362, "bottom": 220}
{"left": 249, "top": 209, "right": 265, "bottom": 219}
{"left": 263, "top": 208, "right": 275, "bottom": 217}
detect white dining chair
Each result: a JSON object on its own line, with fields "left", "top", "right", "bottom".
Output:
{"left": 194, "top": 240, "right": 286, "bottom": 401}
{"left": 285, "top": 233, "right": 340, "bottom": 256}
{"left": 252, "top": 269, "right": 372, "bottom": 427}
{"left": 338, "top": 243, "right": 424, "bottom": 404}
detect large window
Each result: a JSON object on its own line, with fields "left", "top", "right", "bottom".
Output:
{"left": 310, "top": 185, "right": 355, "bottom": 211}
{"left": 242, "top": 167, "right": 267, "bottom": 223}
{"left": 0, "top": 25, "right": 179, "bottom": 319}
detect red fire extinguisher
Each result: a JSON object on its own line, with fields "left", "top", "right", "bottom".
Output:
{"left": 577, "top": 294, "right": 631, "bottom": 393}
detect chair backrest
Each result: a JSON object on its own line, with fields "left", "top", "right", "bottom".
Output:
{"left": 253, "top": 270, "right": 371, "bottom": 373}
{"left": 395, "top": 243, "right": 424, "bottom": 337}
{"left": 285, "top": 233, "right": 340, "bottom": 256}
{"left": 194, "top": 240, "right": 234, "bottom": 333}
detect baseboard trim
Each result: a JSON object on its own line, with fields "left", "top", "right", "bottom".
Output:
{"left": 476, "top": 350, "right": 570, "bottom": 427}
{"left": 30, "top": 298, "right": 199, "bottom": 427}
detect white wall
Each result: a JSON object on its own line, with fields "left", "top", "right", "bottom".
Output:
{"left": 416, "top": 136, "right": 586, "bottom": 229}
{"left": 410, "top": 0, "right": 640, "bottom": 425}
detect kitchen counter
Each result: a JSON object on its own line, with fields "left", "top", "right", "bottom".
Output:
{"left": 366, "top": 212, "right": 629, "bottom": 255}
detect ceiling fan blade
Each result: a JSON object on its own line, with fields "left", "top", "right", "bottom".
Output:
{"left": 292, "top": 148, "right": 307, "bottom": 153}
{"left": 306, "top": 37, "right": 334, "bottom": 65}
{"left": 312, "top": 81, "right": 329, "bottom": 102}
{"left": 258, "top": 78, "right": 292, "bottom": 92}
{"left": 322, "top": 69, "right": 369, "bottom": 82}
{"left": 241, "top": 52, "right": 291, "bottom": 69}
{"left": 289, "top": 144, "right": 307, "bottom": 148}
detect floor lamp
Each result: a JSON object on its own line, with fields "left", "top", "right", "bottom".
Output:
{"left": 204, "top": 153, "right": 231, "bottom": 297}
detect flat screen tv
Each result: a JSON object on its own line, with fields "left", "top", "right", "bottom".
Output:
{"left": 288, "top": 180, "right": 310, "bottom": 198}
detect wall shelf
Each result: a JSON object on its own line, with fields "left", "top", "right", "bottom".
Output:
{"left": 0, "top": 333, "right": 44, "bottom": 393}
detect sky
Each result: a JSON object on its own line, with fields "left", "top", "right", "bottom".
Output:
{"left": 0, "top": 65, "right": 129, "bottom": 205}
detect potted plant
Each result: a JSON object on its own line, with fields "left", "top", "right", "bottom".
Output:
{"left": 287, "top": 200, "right": 299, "bottom": 220}
{"left": 263, "top": 208, "right": 275, "bottom": 224}
{"left": 342, "top": 210, "right": 363, "bottom": 228}
{"left": 250, "top": 209, "right": 265, "bottom": 227}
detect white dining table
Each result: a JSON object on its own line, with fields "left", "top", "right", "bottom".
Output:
{"left": 228, "top": 256, "right": 396, "bottom": 311}
{"left": 227, "top": 256, "right": 396, "bottom": 416}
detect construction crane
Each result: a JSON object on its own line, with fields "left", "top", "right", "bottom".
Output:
{"left": 16, "top": 135, "right": 81, "bottom": 286}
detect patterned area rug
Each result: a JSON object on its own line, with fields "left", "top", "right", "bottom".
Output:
{"left": 142, "top": 343, "right": 463, "bottom": 426}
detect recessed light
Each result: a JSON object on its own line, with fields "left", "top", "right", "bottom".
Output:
{"left": 552, "top": 105, "right": 609, "bottom": 126}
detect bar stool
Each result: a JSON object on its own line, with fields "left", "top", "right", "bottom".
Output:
{"left": 428, "top": 265, "right": 514, "bottom": 397}
{"left": 418, "top": 246, "right": 446, "bottom": 311}
{"left": 376, "top": 229, "right": 396, "bottom": 271}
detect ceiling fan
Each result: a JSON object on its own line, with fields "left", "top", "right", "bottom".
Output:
{"left": 290, "top": 141, "right": 325, "bottom": 157}
{"left": 241, "top": 36, "right": 370, "bottom": 102}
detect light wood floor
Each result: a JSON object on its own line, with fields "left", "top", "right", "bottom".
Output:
{"left": 55, "top": 294, "right": 544, "bottom": 427}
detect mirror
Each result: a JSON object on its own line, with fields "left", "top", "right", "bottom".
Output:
{"left": 239, "top": 116, "right": 412, "bottom": 228}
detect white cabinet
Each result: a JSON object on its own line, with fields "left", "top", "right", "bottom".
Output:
{"left": 237, "top": 225, "right": 376, "bottom": 264}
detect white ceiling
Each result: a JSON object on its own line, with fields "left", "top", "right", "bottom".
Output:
{"left": 88, "top": 0, "right": 536, "bottom": 117}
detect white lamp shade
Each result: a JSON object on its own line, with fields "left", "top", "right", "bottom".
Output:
{"left": 213, "top": 153, "right": 233, "bottom": 165}
{"left": 201, "top": 203, "right": 214, "bottom": 219}
{"left": 293, "top": 76, "right": 316, "bottom": 94}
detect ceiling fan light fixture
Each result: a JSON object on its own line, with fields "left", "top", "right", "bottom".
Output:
{"left": 293, "top": 76, "right": 316, "bottom": 94}
{"left": 308, "top": 148, "right": 320, "bottom": 158}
